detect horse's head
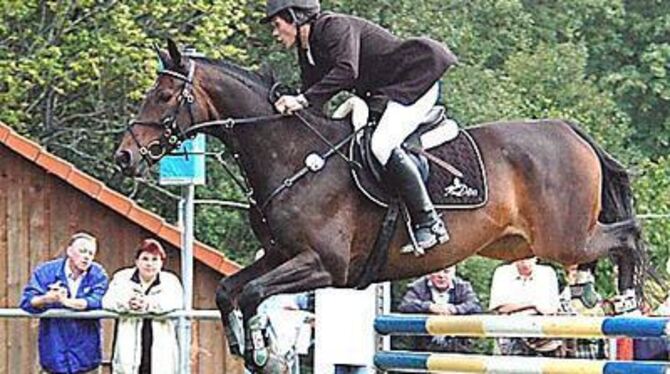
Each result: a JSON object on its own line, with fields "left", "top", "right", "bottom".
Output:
{"left": 114, "top": 39, "right": 212, "bottom": 176}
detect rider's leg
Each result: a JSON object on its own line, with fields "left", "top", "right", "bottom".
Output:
{"left": 386, "top": 147, "right": 449, "bottom": 248}
{"left": 371, "top": 83, "right": 449, "bottom": 249}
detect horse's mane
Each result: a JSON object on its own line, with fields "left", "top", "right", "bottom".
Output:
{"left": 193, "top": 56, "right": 339, "bottom": 124}
{"left": 195, "top": 57, "right": 275, "bottom": 97}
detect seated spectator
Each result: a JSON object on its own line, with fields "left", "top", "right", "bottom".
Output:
{"left": 489, "top": 258, "right": 561, "bottom": 357}
{"left": 559, "top": 264, "right": 608, "bottom": 359}
{"left": 102, "top": 239, "right": 183, "bottom": 374}
{"left": 20, "top": 232, "right": 109, "bottom": 374}
{"left": 633, "top": 257, "right": 670, "bottom": 361}
{"left": 398, "top": 266, "right": 482, "bottom": 353}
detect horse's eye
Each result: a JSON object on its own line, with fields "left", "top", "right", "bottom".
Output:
{"left": 157, "top": 90, "right": 172, "bottom": 103}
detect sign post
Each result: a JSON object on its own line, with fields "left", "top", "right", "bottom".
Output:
{"left": 159, "top": 134, "right": 206, "bottom": 374}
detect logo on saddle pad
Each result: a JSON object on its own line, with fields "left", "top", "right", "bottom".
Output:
{"left": 443, "top": 177, "right": 479, "bottom": 198}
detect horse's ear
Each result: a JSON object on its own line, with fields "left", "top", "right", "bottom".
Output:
{"left": 167, "top": 38, "right": 182, "bottom": 68}
{"left": 153, "top": 43, "right": 169, "bottom": 72}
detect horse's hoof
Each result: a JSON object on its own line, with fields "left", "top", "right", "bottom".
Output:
{"left": 252, "top": 347, "right": 269, "bottom": 367}
{"left": 245, "top": 350, "right": 290, "bottom": 374}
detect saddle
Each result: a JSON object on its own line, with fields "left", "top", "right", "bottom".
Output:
{"left": 337, "top": 97, "right": 488, "bottom": 209}
{"left": 337, "top": 97, "right": 488, "bottom": 287}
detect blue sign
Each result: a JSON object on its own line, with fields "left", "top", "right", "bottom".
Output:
{"left": 159, "top": 134, "right": 206, "bottom": 185}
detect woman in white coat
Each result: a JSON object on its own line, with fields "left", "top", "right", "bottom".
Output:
{"left": 103, "top": 239, "right": 183, "bottom": 374}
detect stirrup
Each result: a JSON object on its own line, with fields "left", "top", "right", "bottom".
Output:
{"left": 401, "top": 221, "right": 449, "bottom": 256}
{"left": 400, "top": 206, "right": 426, "bottom": 256}
{"left": 427, "top": 219, "right": 450, "bottom": 244}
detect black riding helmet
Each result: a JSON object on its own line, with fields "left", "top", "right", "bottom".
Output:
{"left": 260, "top": 0, "right": 320, "bottom": 25}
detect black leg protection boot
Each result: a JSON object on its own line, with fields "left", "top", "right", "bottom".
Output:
{"left": 386, "top": 148, "right": 449, "bottom": 250}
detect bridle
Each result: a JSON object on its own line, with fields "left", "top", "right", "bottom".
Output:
{"left": 124, "top": 61, "right": 198, "bottom": 166}
{"left": 125, "top": 58, "right": 357, "bottom": 171}
{"left": 125, "top": 60, "right": 289, "bottom": 165}
{"left": 124, "top": 57, "right": 361, "bottom": 247}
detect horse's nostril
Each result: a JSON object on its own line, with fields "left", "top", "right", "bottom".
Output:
{"left": 114, "top": 150, "right": 132, "bottom": 168}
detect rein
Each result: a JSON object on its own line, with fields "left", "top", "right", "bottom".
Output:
{"left": 129, "top": 60, "right": 362, "bottom": 246}
{"left": 125, "top": 62, "right": 196, "bottom": 165}
{"left": 182, "top": 109, "right": 361, "bottom": 212}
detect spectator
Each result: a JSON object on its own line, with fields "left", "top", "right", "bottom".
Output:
{"left": 102, "top": 239, "right": 183, "bottom": 374}
{"left": 398, "top": 266, "right": 482, "bottom": 352}
{"left": 632, "top": 257, "right": 670, "bottom": 361}
{"left": 20, "top": 232, "right": 109, "bottom": 374}
{"left": 489, "top": 258, "right": 562, "bottom": 357}
{"left": 559, "top": 265, "right": 608, "bottom": 359}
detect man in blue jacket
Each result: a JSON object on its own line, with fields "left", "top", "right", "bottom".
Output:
{"left": 20, "top": 232, "right": 109, "bottom": 374}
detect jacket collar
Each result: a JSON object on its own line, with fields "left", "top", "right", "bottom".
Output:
{"left": 55, "top": 257, "right": 70, "bottom": 284}
{"left": 64, "top": 258, "right": 89, "bottom": 282}
{"left": 130, "top": 268, "right": 161, "bottom": 292}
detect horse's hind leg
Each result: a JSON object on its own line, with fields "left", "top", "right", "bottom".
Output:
{"left": 215, "top": 249, "right": 287, "bottom": 356}
{"left": 583, "top": 219, "right": 641, "bottom": 293}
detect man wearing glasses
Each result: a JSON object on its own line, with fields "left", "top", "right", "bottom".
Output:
{"left": 20, "top": 232, "right": 109, "bottom": 374}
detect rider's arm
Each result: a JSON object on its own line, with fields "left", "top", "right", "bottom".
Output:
{"left": 302, "top": 16, "right": 361, "bottom": 108}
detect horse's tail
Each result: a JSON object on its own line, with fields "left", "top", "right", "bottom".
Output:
{"left": 563, "top": 120, "right": 647, "bottom": 297}
{"left": 564, "top": 120, "right": 633, "bottom": 223}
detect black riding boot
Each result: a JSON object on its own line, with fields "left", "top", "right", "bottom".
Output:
{"left": 386, "top": 148, "right": 449, "bottom": 250}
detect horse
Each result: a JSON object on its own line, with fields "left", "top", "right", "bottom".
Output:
{"left": 114, "top": 40, "right": 645, "bottom": 371}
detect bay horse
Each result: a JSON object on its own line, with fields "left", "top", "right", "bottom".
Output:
{"left": 114, "top": 40, "right": 644, "bottom": 370}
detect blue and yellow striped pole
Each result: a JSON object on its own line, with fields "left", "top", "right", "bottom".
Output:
{"left": 374, "top": 351, "right": 670, "bottom": 374}
{"left": 374, "top": 314, "right": 670, "bottom": 338}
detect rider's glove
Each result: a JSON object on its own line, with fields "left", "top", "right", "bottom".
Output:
{"left": 274, "top": 94, "right": 309, "bottom": 115}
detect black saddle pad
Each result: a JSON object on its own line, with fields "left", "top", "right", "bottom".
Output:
{"left": 350, "top": 129, "right": 488, "bottom": 209}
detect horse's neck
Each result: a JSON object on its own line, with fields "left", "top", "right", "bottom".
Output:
{"left": 202, "top": 75, "right": 346, "bottom": 201}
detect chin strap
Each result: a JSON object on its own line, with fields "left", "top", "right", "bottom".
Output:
{"left": 291, "top": 9, "right": 304, "bottom": 52}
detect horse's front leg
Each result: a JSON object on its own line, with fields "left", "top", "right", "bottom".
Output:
{"left": 215, "top": 249, "right": 287, "bottom": 356}
{"left": 238, "top": 249, "right": 336, "bottom": 371}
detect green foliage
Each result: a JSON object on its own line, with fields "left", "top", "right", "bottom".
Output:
{"left": 0, "top": 0, "right": 258, "bottom": 262}
{"left": 634, "top": 157, "right": 670, "bottom": 267}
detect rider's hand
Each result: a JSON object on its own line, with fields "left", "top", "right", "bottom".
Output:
{"left": 274, "top": 94, "right": 309, "bottom": 114}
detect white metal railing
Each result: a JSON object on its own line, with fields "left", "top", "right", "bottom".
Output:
{"left": 0, "top": 308, "right": 221, "bottom": 320}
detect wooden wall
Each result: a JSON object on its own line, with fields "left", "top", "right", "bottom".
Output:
{"left": 0, "top": 144, "right": 242, "bottom": 373}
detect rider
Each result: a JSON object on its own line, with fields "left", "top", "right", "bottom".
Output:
{"left": 262, "top": 0, "right": 458, "bottom": 250}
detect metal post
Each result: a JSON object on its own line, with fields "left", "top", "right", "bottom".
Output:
{"left": 178, "top": 184, "right": 195, "bottom": 374}
{"left": 374, "top": 282, "right": 390, "bottom": 373}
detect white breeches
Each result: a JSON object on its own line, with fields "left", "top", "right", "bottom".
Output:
{"left": 371, "top": 83, "right": 440, "bottom": 165}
